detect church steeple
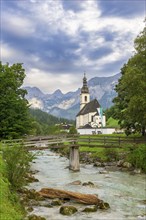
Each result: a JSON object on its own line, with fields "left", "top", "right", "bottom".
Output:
{"left": 80, "top": 72, "right": 90, "bottom": 110}
{"left": 81, "top": 72, "right": 89, "bottom": 93}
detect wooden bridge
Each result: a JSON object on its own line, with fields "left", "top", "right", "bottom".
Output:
{"left": 1, "top": 135, "right": 146, "bottom": 171}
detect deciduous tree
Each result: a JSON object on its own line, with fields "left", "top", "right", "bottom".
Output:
{"left": 0, "top": 62, "right": 32, "bottom": 139}
{"left": 113, "top": 24, "right": 146, "bottom": 136}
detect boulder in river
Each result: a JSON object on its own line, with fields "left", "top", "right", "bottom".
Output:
{"left": 99, "top": 170, "right": 109, "bottom": 174}
{"left": 67, "top": 180, "right": 82, "bottom": 185}
{"left": 51, "top": 199, "right": 63, "bottom": 206}
{"left": 28, "top": 214, "right": 46, "bottom": 220}
{"left": 122, "top": 161, "right": 132, "bottom": 168}
{"left": 82, "top": 205, "right": 98, "bottom": 212}
{"left": 60, "top": 205, "right": 78, "bottom": 216}
{"left": 82, "top": 181, "right": 95, "bottom": 187}
{"left": 97, "top": 201, "right": 110, "bottom": 210}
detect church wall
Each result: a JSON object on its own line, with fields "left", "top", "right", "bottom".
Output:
{"left": 102, "top": 116, "right": 106, "bottom": 127}
{"left": 83, "top": 114, "right": 89, "bottom": 125}
{"left": 77, "top": 128, "right": 117, "bottom": 135}
{"left": 76, "top": 115, "right": 84, "bottom": 128}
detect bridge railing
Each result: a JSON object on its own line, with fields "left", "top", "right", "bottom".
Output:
{"left": 0, "top": 135, "right": 78, "bottom": 148}
{"left": 1, "top": 135, "right": 146, "bottom": 149}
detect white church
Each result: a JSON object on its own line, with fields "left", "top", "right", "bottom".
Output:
{"left": 76, "top": 74, "right": 106, "bottom": 130}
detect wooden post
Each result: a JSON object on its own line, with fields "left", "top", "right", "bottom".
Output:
{"left": 69, "top": 145, "right": 80, "bottom": 171}
{"left": 104, "top": 136, "right": 106, "bottom": 146}
{"left": 119, "top": 137, "right": 121, "bottom": 147}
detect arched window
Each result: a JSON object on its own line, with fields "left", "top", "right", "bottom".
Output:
{"left": 85, "top": 96, "right": 87, "bottom": 102}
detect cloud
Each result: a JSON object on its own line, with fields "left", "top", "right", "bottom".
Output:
{"left": 24, "top": 68, "right": 83, "bottom": 93}
{"left": 1, "top": 0, "right": 145, "bottom": 93}
{"left": 2, "top": 12, "right": 35, "bottom": 37}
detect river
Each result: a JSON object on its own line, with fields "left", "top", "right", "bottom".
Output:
{"left": 28, "top": 149, "right": 146, "bottom": 220}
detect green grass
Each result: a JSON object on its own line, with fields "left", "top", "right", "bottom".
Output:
{"left": 106, "top": 117, "right": 120, "bottom": 128}
{"left": 0, "top": 154, "right": 24, "bottom": 220}
{"left": 79, "top": 146, "right": 107, "bottom": 160}
{"left": 79, "top": 146, "right": 127, "bottom": 161}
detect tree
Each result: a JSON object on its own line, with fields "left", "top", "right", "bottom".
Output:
{"left": 113, "top": 24, "right": 146, "bottom": 136}
{"left": 0, "top": 62, "right": 32, "bottom": 139}
{"left": 69, "top": 126, "right": 78, "bottom": 135}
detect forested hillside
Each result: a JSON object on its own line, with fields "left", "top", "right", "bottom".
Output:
{"left": 29, "top": 108, "right": 75, "bottom": 135}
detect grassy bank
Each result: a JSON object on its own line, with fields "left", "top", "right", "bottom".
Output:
{"left": 0, "top": 154, "right": 24, "bottom": 220}
{"left": 52, "top": 134, "right": 146, "bottom": 173}
{"left": 0, "top": 144, "right": 34, "bottom": 220}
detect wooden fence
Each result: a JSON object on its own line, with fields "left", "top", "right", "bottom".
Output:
{"left": 78, "top": 136, "right": 146, "bottom": 148}
{"left": 1, "top": 135, "right": 146, "bottom": 149}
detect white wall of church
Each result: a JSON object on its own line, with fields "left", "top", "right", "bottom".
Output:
{"left": 76, "top": 115, "right": 84, "bottom": 128}
{"left": 76, "top": 114, "right": 106, "bottom": 129}
{"left": 77, "top": 128, "right": 116, "bottom": 135}
{"left": 93, "top": 115, "right": 106, "bottom": 127}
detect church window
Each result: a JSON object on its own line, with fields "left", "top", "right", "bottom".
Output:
{"left": 91, "top": 116, "right": 94, "bottom": 122}
{"left": 85, "top": 96, "right": 87, "bottom": 101}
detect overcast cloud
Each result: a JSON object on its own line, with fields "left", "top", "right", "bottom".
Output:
{"left": 1, "top": 0, "right": 145, "bottom": 93}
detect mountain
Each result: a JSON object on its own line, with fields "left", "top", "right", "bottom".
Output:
{"left": 24, "top": 73, "right": 121, "bottom": 120}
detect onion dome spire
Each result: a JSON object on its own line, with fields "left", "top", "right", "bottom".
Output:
{"left": 81, "top": 72, "right": 89, "bottom": 93}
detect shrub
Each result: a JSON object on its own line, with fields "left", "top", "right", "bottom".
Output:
{"left": 127, "top": 144, "right": 146, "bottom": 172}
{"left": 2, "top": 144, "right": 34, "bottom": 189}
{"left": 0, "top": 154, "right": 24, "bottom": 220}
{"left": 104, "top": 148, "right": 119, "bottom": 162}
{"left": 69, "top": 126, "right": 78, "bottom": 135}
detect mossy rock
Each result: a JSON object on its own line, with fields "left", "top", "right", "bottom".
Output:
{"left": 27, "top": 206, "right": 34, "bottom": 212}
{"left": 26, "top": 189, "right": 44, "bottom": 201}
{"left": 98, "top": 201, "right": 110, "bottom": 210}
{"left": 82, "top": 181, "right": 94, "bottom": 187}
{"left": 43, "top": 203, "right": 53, "bottom": 208}
{"left": 51, "top": 199, "right": 63, "bottom": 206}
{"left": 82, "top": 205, "right": 98, "bottom": 212}
{"left": 60, "top": 205, "right": 78, "bottom": 216}
{"left": 28, "top": 214, "right": 46, "bottom": 220}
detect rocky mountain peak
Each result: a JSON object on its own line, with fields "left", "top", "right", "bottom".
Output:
{"left": 25, "top": 73, "right": 121, "bottom": 120}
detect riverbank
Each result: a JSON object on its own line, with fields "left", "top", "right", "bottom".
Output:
{"left": 51, "top": 143, "right": 146, "bottom": 174}
{"left": 0, "top": 154, "right": 24, "bottom": 220}
{"left": 0, "top": 144, "right": 36, "bottom": 220}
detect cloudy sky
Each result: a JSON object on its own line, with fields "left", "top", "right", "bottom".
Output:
{"left": 1, "top": 0, "right": 145, "bottom": 94}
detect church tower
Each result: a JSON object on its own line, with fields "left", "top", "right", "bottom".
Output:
{"left": 80, "top": 73, "right": 90, "bottom": 110}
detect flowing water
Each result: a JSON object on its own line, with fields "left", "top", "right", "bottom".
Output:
{"left": 28, "top": 150, "right": 146, "bottom": 220}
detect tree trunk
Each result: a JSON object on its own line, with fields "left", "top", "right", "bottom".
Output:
{"left": 38, "top": 188, "right": 101, "bottom": 205}
{"left": 142, "top": 126, "right": 146, "bottom": 136}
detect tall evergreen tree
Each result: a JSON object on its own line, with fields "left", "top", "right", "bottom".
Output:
{"left": 0, "top": 62, "right": 32, "bottom": 139}
{"left": 113, "top": 23, "right": 146, "bottom": 135}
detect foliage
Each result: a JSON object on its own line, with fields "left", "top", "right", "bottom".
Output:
{"left": 104, "top": 148, "right": 119, "bottom": 162}
{"left": 0, "top": 62, "right": 32, "bottom": 139}
{"left": 106, "top": 117, "right": 119, "bottom": 128}
{"left": 0, "top": 154, "right": 24, "bottom": 220}
{"left": 105, "top": 106, "right": 117, "bottom": 121}
{"left": 1, "top": 144, "right": 34, "bottom": 190}
{"left": 69, "top": 126, "right": 78, "bottom": 134}
{"left": 113, "top": 24, "right": 146, "bottom": 136}
{"left": 29, "top": 108, "right": 74, "bottom": 135}
{"left": 126, "top": 144, "right": 146, "bottom": 172}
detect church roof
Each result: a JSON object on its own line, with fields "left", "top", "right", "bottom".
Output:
{"left": 76, "top": 99, "right": 100, "bottom": 116}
